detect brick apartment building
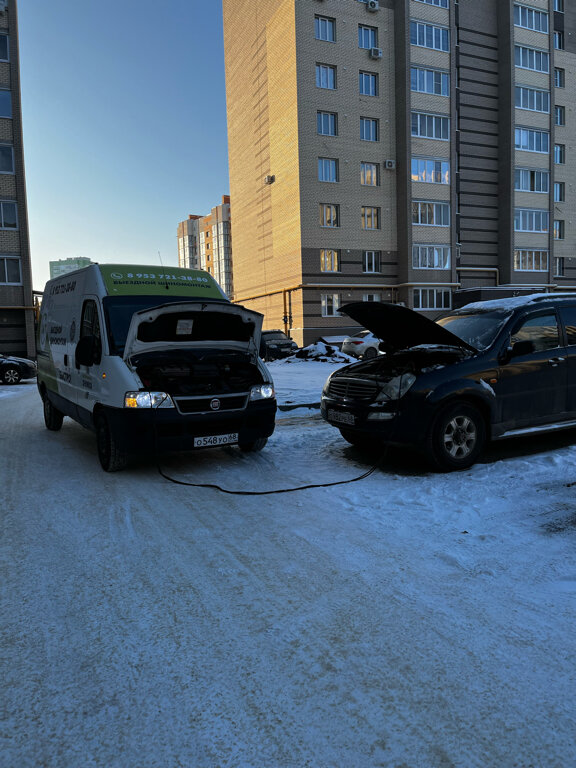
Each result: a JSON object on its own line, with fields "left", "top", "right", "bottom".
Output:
{"left": 0, "top": 0, "right": 33, "bottom": 357}
{"left": 223, "top": 0, "right": 576, "bottom": 346}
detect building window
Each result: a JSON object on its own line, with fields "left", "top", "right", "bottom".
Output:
{"left": 515, "top": 86, "right": 550, "bottom": 113}
{"left": 413, "top": 288, "right": 451, "bottom": 310}
{"left": 555, "top": 68, "right": 565, "bottom": 88}
{"left": 0, "top": 90, "right": 12, "bottom": 119}
{"left": 318, "top": 157, "right": 339, "bottom": 183}
{"left": 316, "top": 64, "right": 336, "bottom": 90}
{"left": 360, "top": 161, "right": 379, "bottom": 186}
{"left": 514, "top": 45, "right": 549, "bottom": 74}
{"left": 410, "top": 21, "right": 450, "bottom": 52}
{"left": 411, "top": 112, "right": 450, "bottom": 140}
{"left": 0, "top": 201, "right": 17, "bottom": 229}
{"left": 515, "top": 127, "right": 549, "bottom": 153}
{"left": 361, "top": 206, "right": 380, "bottom": 230}
{"left": 555, "top": 106, "right": 566, "bottom": 126}
{"left": 554, "top": 144, "right": 565, "bottom": 164}
{"left": 363, "top": 293, "right": 382, "bottom": 302}
{"left": 514, "top": 168, "right": 549, "bottom": 193}
{"left": 513, "top": 5, "right": 548, "bottom": 33}
{"left": 554, "top": 258, "right": 565, "bottom": 277}
{"left": 554, "top": 220, "right": 565, "bottom": 240}
{"left": 410, "top": 66, "right": 449, "bottom": 96}
{"left": 412, "top": 245, "right": 451, "bottom": 269}
{"left": 0, "top": 34, "right": 8, "bottom": 62}
{"left": 554, "top": 31, "right": 565, "bottom": 50}
{"left": 514, "top": 249, "right": 549, "bottom": 271}
{"left": 315, "top": 16, "right": 335, "bottom": 42}
{"left": 0, "top": 256, "right": 20, "bottom": 284}
{"left": 414, "top": 0, "right": 449, "bottom": 7}
{"left": 358, "top": 25, "right": 377, "bottom": 49}
{"left": 317, "top": 111, "right": 337, "bottom": 136}
{"left": 412, "top": 200, "right": 450, "bottom": 226}
{"left": 321, "top": 293, "right": 341, "bottom": 317}
{"left": 320, "top": 249, "right": 340, "bottom": 272}
{"left": 411, "top": 157, "right": 450, "bottom": 184}
{"left": 554, "top": 182, "right": 565, "bottom": 202}
{"left": 319, "top": 203, "right": 340, "bottom": 227}
{"left": 362, "top": 251, "right": 381, "bottom": 272}
{"left": 359, "top": 71, "right": 378, "bottom": 96}
{"left": 514, "top": 208, "right": 549, "bottom": 232}
{"left": 0, "top": 144, "right": 14, "bottom": 174}
{"left": 360, "top": 117, "right": 379, "bottom": 141}
{"left": 554, "top": 0, "right": 564, "bottom": 10}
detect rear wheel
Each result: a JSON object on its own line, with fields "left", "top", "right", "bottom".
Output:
{"left": 43, "top": 396, "right": 64, "bottom": 431}
{"left": 96, "top": 414, "right": 128, "bottom": 472}
{"left": 428, "top": 402, "right": 485, "bottom": 471}
{"left": 238, "top": 437, "right": 267, "bottom": 452}
{"left": 2, "top": 367, "right": 21, "bottom": 385}
{"left": 363, "top": 347, "right": 377, "bottom": 360}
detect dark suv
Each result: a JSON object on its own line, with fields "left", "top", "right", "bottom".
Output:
{"left": 259, "top": 330, "right": 298, "bottom": 361}
{"left": 321, "top": 296, "right": 576, "bottom": 470}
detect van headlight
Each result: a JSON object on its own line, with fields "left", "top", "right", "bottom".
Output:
{"left": 375, "top": 373, "right": 416, "bottom": 402}
{"left": 124, "top": 391, "right": 175, "bottom": 408}
{"left": 250, "top": 383, "right": 275, "bottom": 400}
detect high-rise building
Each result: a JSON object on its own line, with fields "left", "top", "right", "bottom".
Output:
{"left": 223, "top": 0, "right": 576, "bottom": 345}
{"left": 177, "top": 196, "right": 233, "bottom": 297}
{"left": 49, "top": 257, "right": 93, "bottom": 279}
{"left": 0, "top": 0, "right": 34, "bottom": 357}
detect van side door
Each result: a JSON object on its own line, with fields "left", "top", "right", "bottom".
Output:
{"left": 74, "top": 298, "right": 104, "bottom": 425}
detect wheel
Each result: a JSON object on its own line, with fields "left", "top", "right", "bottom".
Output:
{"left": 238, "top": 437, "right": 268, "bottom": 452}
{"left": 428, "top": 402, "right": 485, "bottom": 471}
{"left": 363, "top": 347, "right": 377, "bottom": 360}
{"left": 2, "top": 367, "right": 21, "bottom": 385}
{"left": 339, "top": 428, "right": 379, "bottom": 449}
{"left": 96, "top": 414, "right": 128, "bottom": 472}
{"left": 43, "top": 396, "right": 64, "bottom": 431}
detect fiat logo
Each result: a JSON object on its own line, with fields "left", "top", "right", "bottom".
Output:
{"left": 210, "top": 399, "right": 221, "bottom": 411}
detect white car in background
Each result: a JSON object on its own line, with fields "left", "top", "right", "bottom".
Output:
{"left": 341, "top": 329, "right": 382, "bottom": 359}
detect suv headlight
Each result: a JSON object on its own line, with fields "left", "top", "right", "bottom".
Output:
{"left": 124, "top": 391, "right": 175, "bottom": 408}
{"left": 375, "top": 373, "right": 416, "bottom": 402}
{"left": 250, "top": 383, "right": 275, "bottom": 400}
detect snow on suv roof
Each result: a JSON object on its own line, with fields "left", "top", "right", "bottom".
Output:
{"left": 460, "top": 293, "right": 576, "bottom": 313}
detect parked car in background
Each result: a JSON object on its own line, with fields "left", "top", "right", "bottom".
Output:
{"left": 341, "top": 329, "right": 382, "bottom": 359}
{"left": 0, "top": 354, "right": 37, "bottom": 385}
{"left": 322, "top": 296, "right": 576, "bottom": 471}
{"left": 259, "top": 330, "right": 298, "bottom": 360}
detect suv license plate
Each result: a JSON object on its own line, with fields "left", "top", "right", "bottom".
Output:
{"left": 194, "top": 433, "right": 238, "bottom": 447}
{"left": 328, "top": 409, "right": 355, "bottom": 426}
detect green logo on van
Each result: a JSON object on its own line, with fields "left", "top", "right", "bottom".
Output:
{"left": 99, "top": 264, "right": 226, "bottom": 300}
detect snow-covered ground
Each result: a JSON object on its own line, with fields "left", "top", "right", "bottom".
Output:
{"left": 1, "top": 362, "right": 576, "bottom": 768}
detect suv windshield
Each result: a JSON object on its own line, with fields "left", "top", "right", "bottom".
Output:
{"left": 437, "top": 310, "right": 512, "bottom": 351}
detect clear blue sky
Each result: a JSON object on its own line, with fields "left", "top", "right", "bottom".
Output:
{"left": 18, "top": 0, "right": 229, "bottom": 290}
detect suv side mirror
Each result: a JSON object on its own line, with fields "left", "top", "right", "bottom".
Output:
{"left": 75, "top": 335, "right": 101, "bottom": 368}
{"left": 510, "top": 339, "right": 535, "bottom": 358}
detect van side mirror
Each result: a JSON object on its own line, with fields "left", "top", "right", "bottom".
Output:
{"left": 75, "top": 335, "right": 101, "bottom": 368}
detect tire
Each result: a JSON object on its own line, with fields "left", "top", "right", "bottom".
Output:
{"left": 2, "top": 367, "right": 21, "bottom": 385}
{"left": 238, "top": 437, "right": 268, "bottom": 452}
{"left": 43, "top": 396, "right": 64, "bottom": 431}
{"left": 363, "top": 347, "right": 377, "bottom": 360}
{"left": 428, "top": 402, "right": 486, "bottom": 471}
{"left": 96, "top": 414, "right": 128, "bottom": 472}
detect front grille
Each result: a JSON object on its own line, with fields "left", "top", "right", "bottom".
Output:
{"left": 328, "top": 377, "right": 379, "bottom": 400}
{"left": 174, "top": 393, "right": 248, "bottom": 414}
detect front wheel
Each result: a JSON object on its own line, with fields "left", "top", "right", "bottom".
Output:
{"left": 96, "top": 414, "right": 128, "bottom": 472}
{"left": 43, "top": 396, "right": 64, "bottom": 431}
{"left": 2, "top": 367, "right": 21, "bottom": 385}
{"left": 428, "top": 402, "right": 485, "bottom": 471}
{"left": 238, "top": 437, "right": 267, "bottom": 452}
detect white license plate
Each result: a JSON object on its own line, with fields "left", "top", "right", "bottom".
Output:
{"left": 194, "top": 433, "right": 238, "bottom": 447}
{"left": 328, "top": 409, "right": 355, "bottom": 426}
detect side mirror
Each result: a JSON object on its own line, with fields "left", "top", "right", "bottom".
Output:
{"left": 510, "top": 339, "right": 535, "bottom": 358}
{"left": 75, "top": 335, "right": 101, "bottom": 368}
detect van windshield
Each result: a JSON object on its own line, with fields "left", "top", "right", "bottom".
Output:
{"left": 436, "top": 309, "right": 512, "bottom": 351}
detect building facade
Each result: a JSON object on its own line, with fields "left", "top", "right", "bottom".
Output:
{"left": 0, "top": 0, "right": 34, "bottom": 357}
{"left": 49, "top": 257, "right": 93, "bottom": 279}
{"left": 177, "top": 196, "right": 233, "bottom": 297}
{"left": 223, "top": 0, "right": 576, "bottom": 345}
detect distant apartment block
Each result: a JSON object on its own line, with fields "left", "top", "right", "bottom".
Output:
{"left": 49, "top": 257, "right": 93, "bottom": 279}
{"left": 0, "top": 0, "right": 33, "bottom": 357}
{"left": 177, "top": 195, "right": 233, "bottom": 297}
{"left": 223, "top": 0, "right": 576, "bottom": 345}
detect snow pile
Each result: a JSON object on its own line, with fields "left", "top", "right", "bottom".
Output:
{"left": 287, "top": 341, "right": 355, "bottom": 363}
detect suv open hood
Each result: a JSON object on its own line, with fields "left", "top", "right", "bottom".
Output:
{"left": 123, "top": 302, "right": 263, "bottom": 361}
{"left": 340, "top": 302, "right": 478, "bottom": 353}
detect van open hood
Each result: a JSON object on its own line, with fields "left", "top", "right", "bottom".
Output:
{"left": 340, "top": 302, "right": 478, "bottom": 353}
{"left": 123, "top": 302, "right": 263, "bottom": 361}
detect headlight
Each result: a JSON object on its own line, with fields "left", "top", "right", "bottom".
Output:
{"left": 375, "top": 373, "right": 416, "bottom": 402}
{"left": 250, "top": 383, "right": 275, "bottom": 400}
{"left": 124, "top": 391, "right": 175, "bottom": 408}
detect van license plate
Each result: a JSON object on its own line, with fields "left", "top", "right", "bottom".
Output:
{"left": 194, "top": 433, "right": 238, "bottom": 447}
{"left": 328, "top": 409, "right": 355, "bottom": 426}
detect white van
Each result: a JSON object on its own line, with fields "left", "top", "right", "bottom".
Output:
{"left": 37, "top": 264, "right": 276, "bottom": 471}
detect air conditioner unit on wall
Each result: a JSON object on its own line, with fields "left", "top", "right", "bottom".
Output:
{"left": 385, "top": 160, "right": 396, "bottom": 170}
{"left": 369, "top": 47, "right": 382, "bottom": 60}
{"left": 367, "top": 0, "right": 380, "bottom": 11}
